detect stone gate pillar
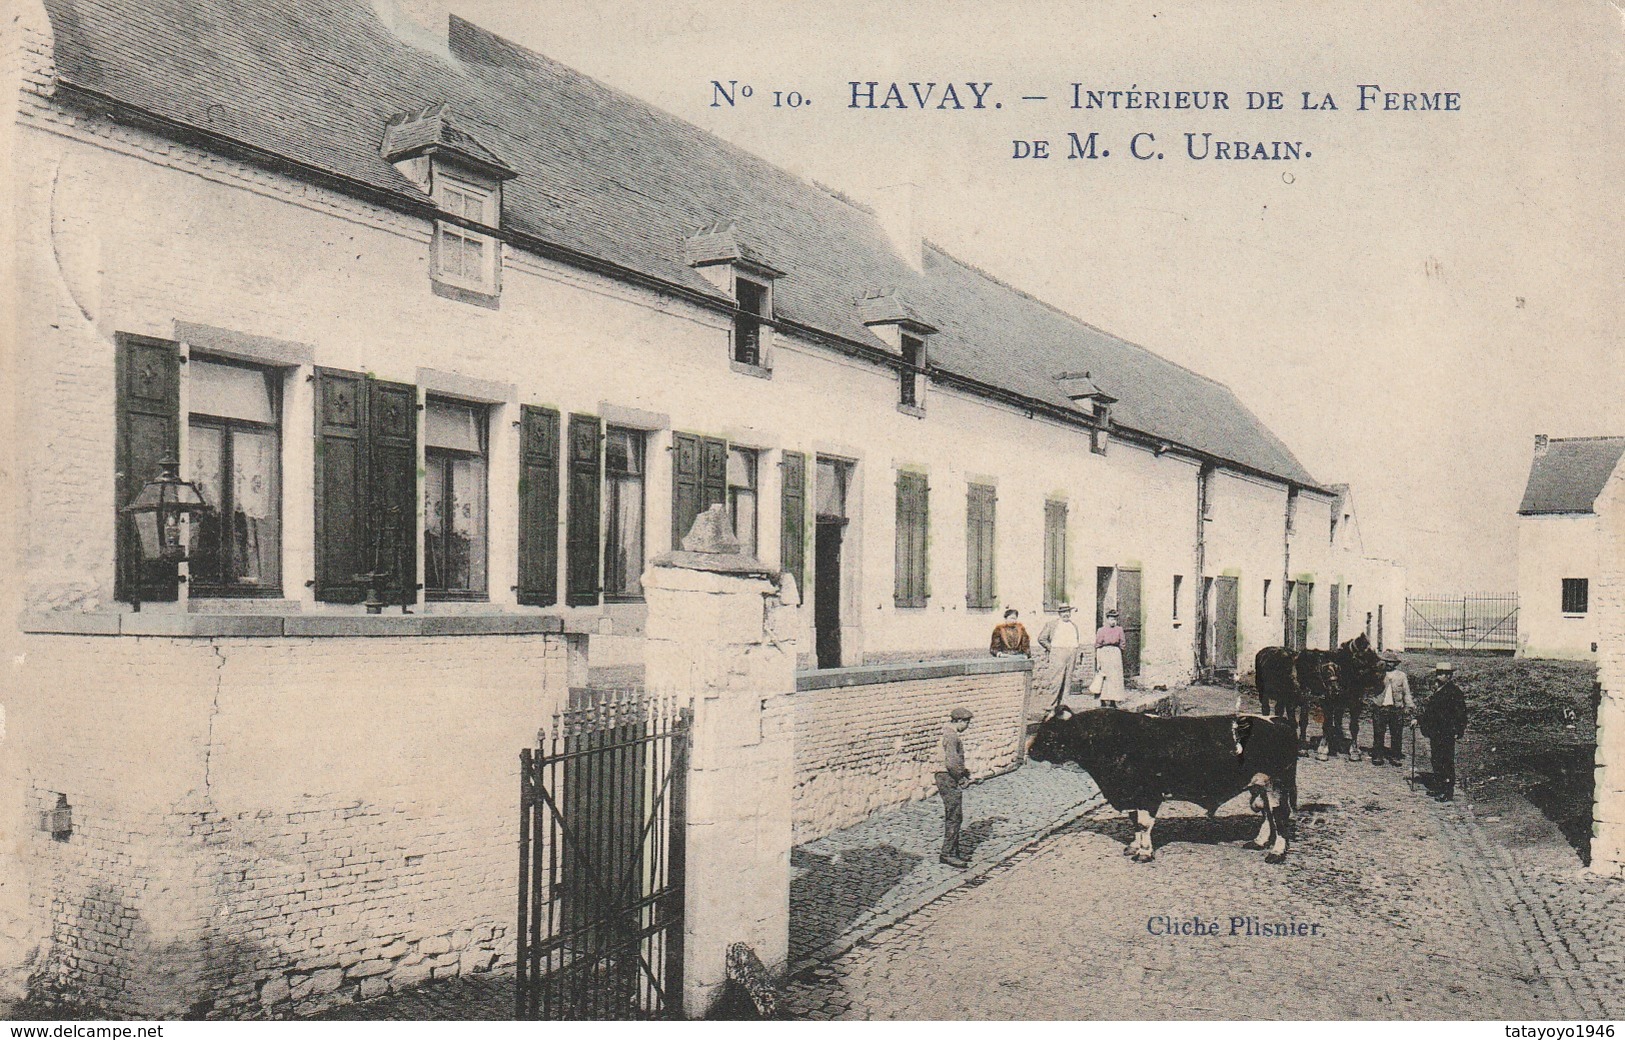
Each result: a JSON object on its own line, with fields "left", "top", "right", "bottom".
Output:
{"left": 642, "top": 505, "right": 797, "bottom": 1017}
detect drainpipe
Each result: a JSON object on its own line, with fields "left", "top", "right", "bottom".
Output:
{"left": 1283, "top": 488, "right": 1298, "bottom": 645}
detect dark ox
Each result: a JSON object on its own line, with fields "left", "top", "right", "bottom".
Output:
{"left": 1028, "top": 707, "right": 1299, "bottom": 864}
{"left": 1253, "top": 636, "right": 1384, "bottom": 760}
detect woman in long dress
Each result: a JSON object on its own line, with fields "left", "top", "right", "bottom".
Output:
{"left": 1095, "top": 608, "right": 1127, "bottom": 707}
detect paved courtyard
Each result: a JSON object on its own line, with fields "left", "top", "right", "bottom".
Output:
{"left": 782, "top": 745, "right": 1625, "bottom": 1020}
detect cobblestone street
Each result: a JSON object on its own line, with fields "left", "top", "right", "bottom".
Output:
{"left": 783, "top": 744, "right": 1625, "bottom": 1020}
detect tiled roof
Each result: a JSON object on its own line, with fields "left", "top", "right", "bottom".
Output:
{"left": 1518, "top": 436, "right": 1625, "bottom": 515}
{"left": 43, "top": 0, "right": 1320, "bottom": 487}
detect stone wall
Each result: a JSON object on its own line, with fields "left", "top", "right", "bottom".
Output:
{"left": 791, "top": 658, "right": 1032, "bottom": 843}
{"left": 1591, "top": 459, "right": 1625, "bottom": 876}
{"left": 5, "top": 628, "right": 571, "bottom": 1018}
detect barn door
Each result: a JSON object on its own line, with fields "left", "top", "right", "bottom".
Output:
{"left": 1213, "top": 576, "right": 1239, "bottom": 672}
{"left": 1118, "top": 567, "right": 1142, "bottom": 679}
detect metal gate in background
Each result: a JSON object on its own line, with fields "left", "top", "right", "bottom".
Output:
{"left": 1405, "top": 593, "right": 1519, "bottom": 652}
{"left": 517, "top": 690, "right": 691, "bottom": 1020}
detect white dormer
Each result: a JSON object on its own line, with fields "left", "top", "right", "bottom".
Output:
{"left": 685, "top": 225, "right": 786, "bottom": 374}
{"left": 1055, "top": 370, "right": 1117, "bottom": 453}
{"left": 861, "top": 289, "right": 937, "bottom": 417}
{"left": 382, "top": 104, "right": 517, "bottom": 306}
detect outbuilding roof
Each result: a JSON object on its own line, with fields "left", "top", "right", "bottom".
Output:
{"left": 42, "top": 0, "right": 1320, "bottom": 488}
{"left": 1518, "top": 436, "right": 1625, "bottom": 515}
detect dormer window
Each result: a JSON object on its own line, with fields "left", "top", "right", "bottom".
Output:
{"left": 685, "top": 224, "right": 785, "bottom": 377}
{"left": 433, "top": 175, "right": 500, "bottom": 297}
{"left": 1054, "top": 371, "right": 1117, "bottom": 454}
{"left": 734, "top": 276, "right": 771, "bottom": 367}
{"left": 381, "top": 103, "right": 517, "bottom": 308}
{"left": 900, "top": 334, "right": 925, "bottom": 408}
{"left": 860, "top": 289, "right": 936, "bottom": 418}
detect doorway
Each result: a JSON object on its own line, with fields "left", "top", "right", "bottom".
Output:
{"left": 814, "top": 457, "right": 851, "bottom": 670}
{"left": 1095, "top": 566, "right": 1142, "bottom": 680}
{"left": 1213, "top": 576, "right": 1239, "bottom": 673}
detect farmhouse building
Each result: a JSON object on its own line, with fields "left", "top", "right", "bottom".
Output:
{"left": 1516, "top": 434, "right": 1625, "bottom": 660}
{"left": 1, "top": 0, "right": 1405, "bottom": 1016}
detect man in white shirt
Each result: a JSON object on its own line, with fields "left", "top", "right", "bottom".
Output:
{"left": 1368, "top": 651, "right": 1411, "bottom": 766}
{"left": 1037, "top": 603, "right": 1083, "bottom": 711}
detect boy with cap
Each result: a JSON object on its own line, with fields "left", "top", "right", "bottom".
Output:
{"left": 1419, "top": 662, "right": 1469, "bottom": 800}
{"left": 937, "top": 707, "right": 974, "bottom": 868}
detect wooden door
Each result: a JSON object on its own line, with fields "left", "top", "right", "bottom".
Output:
{"left": 1118, "top": 567, "right": 1142, "bottom": 679}
{"left": 1214, "top": 576, "right": 1239, "bottom": 672}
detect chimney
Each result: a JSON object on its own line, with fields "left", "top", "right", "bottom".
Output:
{"left": 875, "top": 182, "right": 924, "bottom": 273}
{"left": 372, "top": 0, "right": 454, "bottom": 60}
{"left": 1534, "top": 433, "right": 1550, "bottom": 457}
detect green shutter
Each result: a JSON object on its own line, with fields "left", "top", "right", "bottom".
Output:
{"left": 115, "top": 334, "right": 181, "bottom": 603}
{"left": 517, "top": 405, "right": 561, "bottom": 607}
{"left": 780, "top": 451, "right": 806, "bottom": 595}
{"left": 566, "top": 414, "right": 602, "bottom": 606}
{"left": 895, "top": 471, "right": 929, "bottom": 608}
{"left": 313, "top": 367, "right": 369, "bottom": 603}
{"left": 966, "top": 484, "right": 996, "bottom": 609}
{"left": 1044, "top": 500, "right": 1068, "bottom": 611}
{"left": 368, "top": 378, "right": 419, "bottom": 606}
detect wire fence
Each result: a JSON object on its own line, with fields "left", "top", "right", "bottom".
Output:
{"left": 1404, "top": 594, "right": 1519, "bottom": 652}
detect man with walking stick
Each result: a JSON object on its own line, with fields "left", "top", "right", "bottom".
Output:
{"left": 1420, "top": 662, "right": 1469, "bottom": 801}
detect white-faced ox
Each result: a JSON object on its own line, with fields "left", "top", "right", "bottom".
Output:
{"left": 1028, "top": 707, "right": 1300, "bottom": 863}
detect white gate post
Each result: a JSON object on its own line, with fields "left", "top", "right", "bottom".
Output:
{"left": 642, "top": 505, "right": 798, "bottom": 1017}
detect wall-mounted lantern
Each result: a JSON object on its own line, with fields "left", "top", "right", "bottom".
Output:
{"left": 122, "top": 456, "right": 211, "bottom": 565}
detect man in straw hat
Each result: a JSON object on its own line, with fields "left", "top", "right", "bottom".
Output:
{"left": 1419, "top": 662, "right": 1469, "bottom": 800}
{"left": 1036, "top": 603, "right": 1084, "bottom": 709}
{"left": 1369, "top": 650, "right": 1411, "bottom": 766}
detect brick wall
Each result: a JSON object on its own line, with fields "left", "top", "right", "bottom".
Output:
{"left": 791, "top": 659, "right": 1031, "bottom": 843}
{"left": 8, "top": 631, "right": 570, "bottom": 1017}
{"left": 1591, "top": 461, "right": 1625, "bottom": 876}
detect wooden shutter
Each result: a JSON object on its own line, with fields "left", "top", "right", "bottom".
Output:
{"left": 672, "top": 432, "right": 727, "bottom": 546}
{"left": 894, "top": 471, "right": 929, "bottom": 607}
{"left": 313, "top": 368, "right": 369, "bottom": 603}
{"left": 966, "top": 484, "right": 996, "bottom": 609}
{"left": 780, "top": 451, "right": 806, "bottom": 594}
{"left": 1044, "top": 500, "right": 1068, "bottom": 611}
{"left": 115, "top": 334, "right": 181, "bottom": 603}
{"left": 566, "top": 414, "right": 602, "bottom": 606}
{"left": 368, "top": 378, "right": 418, "bottom": 606}
{"left": 672, "top": 432, "right": 701, "bottom": 547}
{"left": 1118, "top": 566, "right": 1143, "bottom": 677}
{"left": 517, "top": 405, "right": 561, "bottom": 607}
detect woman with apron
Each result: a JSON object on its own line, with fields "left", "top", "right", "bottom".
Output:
{"left": 1094, "top": 608, "right": 1126, "bottom": 708}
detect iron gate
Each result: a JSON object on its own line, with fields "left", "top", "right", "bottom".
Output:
{"left": 1405, "top": 594, "right": 1519, "bottom": 652}
{"left": 517, "top": 690, "right": 691, "bottom": 1020}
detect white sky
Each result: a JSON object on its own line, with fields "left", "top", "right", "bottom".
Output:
{"left": 451, "top": 0, "right": 1624, "bottom": 591}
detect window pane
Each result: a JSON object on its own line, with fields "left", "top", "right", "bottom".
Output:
{"left": 606, "top": 472, "right": 645, "bottom": 597}
{"left": 188, "top": 423, "right": 226, "bottom": 584}
{"left": 426, "top": 399, "right": 482, "bottom": 452}
{"left": 230, "top": 428, "right": 280, "bottom": 586}
{"left": 732, "top": 488, "right": 757, "bottom": 556}
{"left": 191, "top": 360, "right": 274, "bottom": 423}
{"left": 815, "top": 458, "right": 846, "bottom": 518}
{"left": 450, "top": 454, "right": 487, "bottom": 592}
{"left": 424, "top": 457, "right": 448, "bottom": 590}
{"left": 606, "top": 428, "right": 643, "bottom": 476}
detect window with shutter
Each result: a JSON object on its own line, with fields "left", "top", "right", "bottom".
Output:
{"left": 671, "top": 431, "right": 727, "bottom": 547}
{"left": 966, "top": 483, "right": 997, "bottom": 609}
{"left": 565, "top": 414, "right": 602, "bottom": 606}
{"left": 517, "top": 405, "right": 560, "bottom": 607}
{"left": 188, "top": 357, "right": 282, "bottom": 596}
{"left": 115, "top": 334, "right": 181, "bottom": 603}
{"left": 603, "top": 427, "right": 646, "bottom": 600}
{"left": 423, "top": 397, "right": 488, "bottom": 598}
{"left": 1043, "top": 500, "right": 1068, "bottom": 612}
{"left": 781, "top": 451, "right": 806, "bottom": 595}
{"left": 313, "top": 369, "right": 417, "bottom": 605}
{"left": 894, "top": 471, "right": 929, "bottom": 607}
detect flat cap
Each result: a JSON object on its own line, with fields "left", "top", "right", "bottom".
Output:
{"left": 1435, "top": 661, "right": 1455, "bottom": 673}
{"left": 950, "top": 707, "right": 974, "bottom": 721}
